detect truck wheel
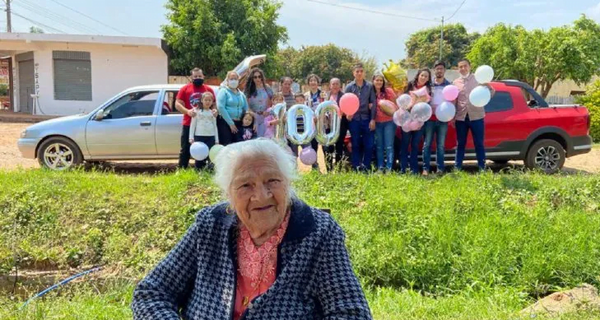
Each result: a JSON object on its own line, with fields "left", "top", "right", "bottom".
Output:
{"left": 37, "top": 137, "right": 83, "bottom": 170}
{"left": 525, "top": 139, "right": 565, "bottom": 174}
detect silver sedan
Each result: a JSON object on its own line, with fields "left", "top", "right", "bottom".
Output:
{"left": 17, "top": 55, "right": 266, "bottom": 170}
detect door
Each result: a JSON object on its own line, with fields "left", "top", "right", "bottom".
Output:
{"left": 85, "top": 90, "right": 159, "bottom": 158}
{"left": 155, "top": 90, "right": 184, "bottom": 156}
{"left": 18, "top": 57, "right": 34, "bottom": 114}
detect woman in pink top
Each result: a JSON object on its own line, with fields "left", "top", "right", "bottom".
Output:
{"left": 373, "top": 73, "right": 397, "bottom": 172}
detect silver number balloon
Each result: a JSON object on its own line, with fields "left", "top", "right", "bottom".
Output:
{"left": 286, "top": 104, "right": 316, "bottom": 145}
{"left": 272, "top": 103, "right": 287, "bottom": 143}
{"left": 315, "top": 100, "right": 341, "bottom": 146}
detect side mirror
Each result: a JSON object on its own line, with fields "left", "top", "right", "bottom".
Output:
{"left": 528, "top": 100, "right": 538, "bottom": 107}
{"left": 95, "top": 109, "right": 105, "bottom": 121}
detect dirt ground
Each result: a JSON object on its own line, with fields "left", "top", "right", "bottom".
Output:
{"left": 1, "top": 122, "right": 599, "bottom": 174}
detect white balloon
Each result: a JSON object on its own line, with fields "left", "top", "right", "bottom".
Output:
{"left": 469, "top": 86, "right": 492, "bottom": 107}
{"left": 435, "top": 101, "right": 456, "bottom": 122}
{"left": 291, "top": 82, "right": 301, "bottom": 94}
{"left": 396, "top": 94, "right": 412, "bottom": 110}
{"left": 474, "top": 65, "right": 494, "bottom": 84}
{"left": 410, "top": 102, "right": 432, "bottom": 122}
{"left": 286, "top": 104, "right": 316, "bottom": 145}
{"left": 190, "top": 142, "right": 209, "bottom": 161}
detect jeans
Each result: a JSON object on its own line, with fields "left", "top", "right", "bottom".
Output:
{"left": 423, "top": 121, "right": 448, "bottom": 172}
{"left": 349, "top": 118, "right": 375, "bottom": 171}
{"left": 455, "top": 116, "right": 486, "bottom": 170}
{"left": 375, "top": 121, "right": 396, "bottom": 170}
{"left": 400, "top": 129, "right": 423, "bottom": 174}
{"left": 333, "top": 116, "right": 350, "bottom": 168}
{"left": 193, "top": 135, "right": 215, "bottom": 170}
{"left": 178, "top": 125, "right": 191, "bottom": 168}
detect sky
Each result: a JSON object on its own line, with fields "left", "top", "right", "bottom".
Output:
{"left": 2, "top": 0, "right": 600, "bottom": 66}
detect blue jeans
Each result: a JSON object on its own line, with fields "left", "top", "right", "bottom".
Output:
{"left": 375, "top": 121, "right": 396, "bottom": 170}
{"left": 349, "top": 118, "right": 375, "bottom": 171}
{"left": 455, "top": 116, "right": 486, "bottom": 170}
{"left": 423, "top": 121, "right": 448, "bottom": 172}
{"left": 400, "top": 129, "right": 423, "bottom": 174}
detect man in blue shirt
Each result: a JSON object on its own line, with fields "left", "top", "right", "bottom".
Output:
{"left": 344, "top": 63, "right": 377, "bottom": 171}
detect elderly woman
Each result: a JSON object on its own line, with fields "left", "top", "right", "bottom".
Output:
{"left": 218, "top": 71, "right": 249, "bottom": 145}
{"left": 131, "top": 139, "right": 372, "bottom": 320}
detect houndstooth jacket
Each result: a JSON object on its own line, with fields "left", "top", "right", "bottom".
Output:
{"left": 131, "top": 198, "right": 372, "bottom": 320}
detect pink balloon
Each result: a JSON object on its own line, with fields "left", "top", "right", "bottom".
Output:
{"left": 411, "top": 87, "right": 431, "bottom": 102}
{"left": 340, "top": 94, "right": 359, "bottom": 116}
{"left": 443, "top": 85, "right": 459, "bottom": 101}
{"left": 404, "top": 120, "right": 422, "bottom": 132}
{"left": 393, "top": 109, "right": 411, "bottom": 127}
{"left": 300, "top": 147, "right": 317, "bottom": 166}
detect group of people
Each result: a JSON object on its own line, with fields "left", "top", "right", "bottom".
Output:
{"left": 175, "top": 58, "right": 491, "bottom": 174}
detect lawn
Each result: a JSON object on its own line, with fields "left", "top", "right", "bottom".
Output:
{"left": 1, "top": 169, "right": 599, "bottom": 319}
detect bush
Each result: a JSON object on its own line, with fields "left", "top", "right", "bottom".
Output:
{"left": 0, "top": 84, "right": 8, "bottom": 96}
{"left": 576, "top": 79, "right": 600, "bottom": 142}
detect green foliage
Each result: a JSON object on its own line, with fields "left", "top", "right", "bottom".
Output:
{"left": 0, "top": 84, "right": 8, "bottom": 96}
{"left": 403, "top": 23, "right": 480, "bottom": 69}
{"left": 271, "top": 44, "right": 377, "bottom": 83}
{"left": 162, "top": 0, "right": 287, "bottom": 77}
{"left": 29, "top": 27, "right": 44, "bottom": 34}
{"left": 576, "top": 79, "right": 600, "bottom": 142}
{"left": 469, "top": 15, "right": 600, "bottom": 98}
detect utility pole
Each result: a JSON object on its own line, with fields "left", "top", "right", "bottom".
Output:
{"left": 439, "top": 16, "right": 444, "bottom": 61}
{"left": 6, "top": 0, "right": 12, "bottom": 32}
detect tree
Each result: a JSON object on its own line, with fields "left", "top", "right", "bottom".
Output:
{"left": 29, "top": 26, "right": 44, "bottom": 33}
{"left": 403, "top": 23, "right": 479, "bottom": 69}
{"left": 469, "top": 15, "right": 600, "bottom": 98}
{"left": 271, "top": 44, "right": 377, "bottom": 84}
{"left": 162, "top": 0, "right": 287, "bottom": 77}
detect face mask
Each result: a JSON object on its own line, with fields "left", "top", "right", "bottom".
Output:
{"left": 228, "top": 80, "right": 239, "bottom": 89}
{"left": 193, "top": 78, "right": 204, "bottom": 86}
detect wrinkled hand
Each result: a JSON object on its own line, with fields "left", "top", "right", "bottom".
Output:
{"left": 369, "top": 120, "right": 376, "bottom": 131}
{"left": 230, "top": 125, "right": 238, "bottom": 134}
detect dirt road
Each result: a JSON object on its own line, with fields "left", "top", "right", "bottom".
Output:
{"left": 2, "top": 122, "right": 598, "bottom": 174}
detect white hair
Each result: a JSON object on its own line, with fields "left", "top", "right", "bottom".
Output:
{"left": 213, "top": 139, "right": 298, "bottom": 198}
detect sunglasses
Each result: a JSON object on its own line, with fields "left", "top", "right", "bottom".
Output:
{"left": 253, "top": 75, "right": 262, "bottom": 79}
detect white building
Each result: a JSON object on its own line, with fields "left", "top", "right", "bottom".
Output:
{"left": 0, "top": 32, "right": 168, "bottom": 115}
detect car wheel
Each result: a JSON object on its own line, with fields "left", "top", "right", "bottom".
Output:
{"left": 525, "top": 139, "right": 565, "bottom": 174}
{"left": 37, "top": 137, "right": 83, "bottom": 170}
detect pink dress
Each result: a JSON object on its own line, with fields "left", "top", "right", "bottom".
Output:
{"left": 233, "top": 214, "right": 290, "bottom": 320}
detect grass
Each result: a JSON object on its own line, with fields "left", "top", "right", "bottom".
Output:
{"left": 1, "top": 168, "right": 600, "bottom": 319}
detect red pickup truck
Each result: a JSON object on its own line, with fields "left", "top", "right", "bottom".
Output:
{"left": 347, "top": 80, "right": 593, "bottom": 173}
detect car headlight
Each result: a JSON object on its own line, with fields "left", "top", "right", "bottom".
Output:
{"left": 20, "top": 130, "right": 27, "bottom": 138}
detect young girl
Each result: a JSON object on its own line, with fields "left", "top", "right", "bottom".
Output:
{"left": 189, "top": 92, "right": 219, "bottom": 170}
{"left": 401, "top": 68, "right": 432, "bottom": 174}
{"left": 239, "top": 113, "right": 257, "bottom": 141}
{"left": 264, "top": 93, "right": 285, "bottom": 139}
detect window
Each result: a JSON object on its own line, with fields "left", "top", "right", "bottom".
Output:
{"left": 101, "top": 91, "right": 158, "bottom": 120}
{"left": 159, "top": 91, "right": 181, "bottom": 115}
{"left": 53, "top": 51, "right": 92, "bottom": 101}
{"left": 484, "top": 91, "right": 514, "bottom": 113}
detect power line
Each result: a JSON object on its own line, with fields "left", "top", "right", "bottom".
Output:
{"left": 16, "top": 0, "right": 101, "bottom": 34}
{"left": 11, "top": 10, "right": 66, "bottom": 33}
{"left": 306, "top": 0, "right": 439, "bottom": 22}
{"left": 446, "top": 0, "right": 466, "bottom": 21}
{"left": 47, "top": 0, "right": 128, "bottom": 35}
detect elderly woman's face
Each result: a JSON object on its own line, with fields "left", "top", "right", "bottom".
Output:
{"left": 230, "top": 155, "right": 289, "bottom": 238}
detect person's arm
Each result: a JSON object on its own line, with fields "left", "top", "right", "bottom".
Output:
{"left": 369, "top": 86, "right": 377, "bottom": 120}
{"left": 189, "top": 113, "right": 197, "bottom": 142}
{"left": 213, "top": 116, "right": 219, "bottom": 144}
{"left": 217, "top": 90, "right": 234, "bottom": 126}
{"left": 175, "top": 99, "right": 189, "bottom": 115}
{"left": 132, "top": 214, "right": 201, "bottom": 319}
{"left": 315, "top": 221, "right": 372, "bottom": 320}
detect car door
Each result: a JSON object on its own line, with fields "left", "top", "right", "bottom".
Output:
{"left": 155, "top": 89, "right": 184, "bottom": 156}
{"left": 85, "top": 90, "right": 159, "bottom": 158}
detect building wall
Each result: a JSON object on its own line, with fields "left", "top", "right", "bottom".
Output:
{"left": 8, "top": 41, "right": 167, "bottom": 115}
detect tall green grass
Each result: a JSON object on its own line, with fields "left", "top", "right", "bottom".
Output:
{"left": 1, "top": 169, "right": 599, "bottom": 318}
